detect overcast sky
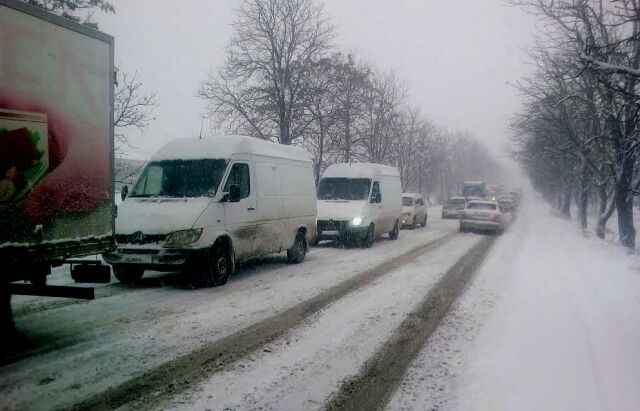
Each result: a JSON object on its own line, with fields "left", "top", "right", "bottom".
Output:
{"left": 97, "top": 0, "right": 536, "bottom": 160}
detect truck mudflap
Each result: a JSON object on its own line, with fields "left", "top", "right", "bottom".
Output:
{"left": 68, "top": 260, "right": 111, "bottom": 283}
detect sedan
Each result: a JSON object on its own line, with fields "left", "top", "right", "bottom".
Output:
{"left": 459, "top": 200, "right": 504, "bottom": 234}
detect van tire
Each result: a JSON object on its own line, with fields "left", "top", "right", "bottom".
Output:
{"left": 191, "top": 242, "right": 232, "bottom": 287}
{"left": 287, "top": 231, "right": 307, "bottom": 264}
{"left": 389, "top": 220, "right": 400, "bottom": 240}
{"left": 362, "top": 224, "right": 375, "bottom": 248}
{"left": 421, "top": 215, "right": 427, "bottom": 228}
{"left": 113, "top": 265, "right": 145, "bottom": 284}
{"left": 411, "top": 216, "right": 417, "bottom": 229}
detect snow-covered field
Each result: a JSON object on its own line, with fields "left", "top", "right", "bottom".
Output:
{"left": 390, "top": 198, "right": 640, "bottom": 411}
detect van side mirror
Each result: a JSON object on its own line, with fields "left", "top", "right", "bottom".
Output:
{"left": 228, "top": 184, "right": 241, "bottom": 203}
{"left": 121, "top": 185, "right": 128, "bottom": 201}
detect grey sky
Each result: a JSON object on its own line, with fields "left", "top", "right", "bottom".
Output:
{"left": 98, "top": 0, "right": 535, "bottom": 160}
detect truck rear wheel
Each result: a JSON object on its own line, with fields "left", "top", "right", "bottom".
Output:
{"left": 113, "top": 265, "right": 145, "bottom": 284}
{"left": 287, "top": 231, "right": 307, "bottom": 264}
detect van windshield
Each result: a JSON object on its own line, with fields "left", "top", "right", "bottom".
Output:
{"left": 402, "top": 197, "right": 414, "bottom": 206}
{"left": 317, "top": 178, "right": 371, "bottom": 200}
{"left": 130, "top": 159, "right": 228, "bottom": 198}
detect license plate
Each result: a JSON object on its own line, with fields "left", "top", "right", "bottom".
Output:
{"left": 122, "top": 255, "right": 153, "bottom": 264}
{"left": 322, "top": 230, "right": 340, "bottom": 236}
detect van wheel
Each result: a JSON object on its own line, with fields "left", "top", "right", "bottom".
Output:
{"left": 421, "top": 216, "right": 427, "bottom": 228}
{"left": 361, "top": 224, "right": 375, "bottom": 248}
{"left": 287, "top": 231, "right": 307, "bottom": 264}
{"left": 389, "top": 220, "right": 400, "bottom": 240}
{"left": 411, "top": 216, "right": 417, "bottom": 229}
{"left": 191, "top": 243, "right": 231, "bottom": 287}
{"left": 113, "top": 265, "right": 144, "bottom": 284}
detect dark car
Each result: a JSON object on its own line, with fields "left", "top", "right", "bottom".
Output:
{"left": 442, "top": 196, "right": 466, "bottom": 219}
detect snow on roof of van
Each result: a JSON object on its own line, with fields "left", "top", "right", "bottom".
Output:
{"left": 321, "top": 162, "right": 400, "bottom": 178}
{"left": 152, "top": 136, "right": 312, "bottom": 162}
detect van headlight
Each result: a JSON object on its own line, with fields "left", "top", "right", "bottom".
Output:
{"left": 350, "top": 216, "right": 363, "bottom": 226}
{"left": 165, "top": 228, "right": 203, "bottom": 246}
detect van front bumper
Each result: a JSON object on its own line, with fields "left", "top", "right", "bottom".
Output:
{"left": 316, "top": 220, "right": 368, "bottom": 242}
{"left": 103, "top": 246, "right": 208, "bottom": 271}
{"left": 400, "top": 213, "right": 414, "bottom": 225}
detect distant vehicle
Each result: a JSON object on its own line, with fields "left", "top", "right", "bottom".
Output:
{"left": 442, "top": 196, "right": 467, "bottom": 219}
{"left": 459, "top": 200, "right": 504, "bottom": 234}
{"left": 505, "top": 191, "right": 521, "bottom": 204}
{"left": 103, "top": 136, "right": 317, "bottom": 287}
{"left": 462, "top": 181, "right": 488, "bottom": 199}
{"left": 464, "top": 195, "right": 484, "bottom": 203}
{"left": 499, "top": 196, "right": 517, "bottom": 212}
{"left": 400, "top": 193, "right": 428, "bottom": 228}
{"left": 316, "top": 163, "right": 402, "bottom": 247}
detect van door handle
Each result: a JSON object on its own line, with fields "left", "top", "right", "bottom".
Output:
{"left": 247, "top": 207, "right": 255, "bottom": 211}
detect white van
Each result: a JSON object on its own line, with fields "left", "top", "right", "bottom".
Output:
{"left": 315, "top": 163, "right": 402, "bottom": 247}
{"left": 103, "top": 136, "right": 317, "bottom": 287}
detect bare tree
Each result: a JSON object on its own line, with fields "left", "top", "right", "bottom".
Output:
{"left": 24, "top": 0, "right": 114, "bottom": 25}
{"left": 358, "top": 69, "right": 406, "bottom": 164}
{"left": 113, "top": 69, "right": 158, "bottom": 152}
{"left": 512, "top": 0, "right": 640, "bottom": 248}
{"left": 200, "top": 0, "right": 334, "bottom": 145}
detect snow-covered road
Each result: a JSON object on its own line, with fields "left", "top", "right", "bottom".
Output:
{"left": 1, "top": 207, "right": 482, "bottom": 410}
{"left": 4, "top": 199, "right": 638, "bottom": 411}
{"left": 391, "top": 199, "right": 640, "bottom": 411}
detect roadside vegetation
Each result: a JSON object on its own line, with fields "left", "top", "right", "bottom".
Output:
{"left": 510, "top": 0, "right": 640, "bottom": 249}
{"left": 199, "top": 0, "right": 501, "bottom": 200}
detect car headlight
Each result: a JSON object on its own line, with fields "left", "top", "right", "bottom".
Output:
{"left": 165, "top": 228, "right": 203, "bottom": 246}
{"left": 350, "top": 216, "right": 362, "bottom": 226}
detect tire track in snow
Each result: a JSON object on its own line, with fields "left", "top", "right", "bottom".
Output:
{"left": 324, "top": 235, "right": 495, "bottom": 410}
{"left": 71, "top": 231, "right": 458, "bottom": 411}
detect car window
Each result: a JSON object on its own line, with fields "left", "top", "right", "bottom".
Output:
{"left": 371, "top": 181, "right": 381, "bottom": 202}
{"left": 223, "top": 162, "right": 251, "bottom": 199}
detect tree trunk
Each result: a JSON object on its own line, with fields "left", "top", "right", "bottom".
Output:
{"left": 560, "top": 189, "right": 572, "bottom": 218}
{"left": 597, "top": 188, "right": 615, "bottom": 240}
{"left": 615, "top": 182, "right": 636, "bottom": 249}
{"left": 344, "top": 109, "right": 351, "bottom": 162}
{"left": 578, "top": 189, "right": 588, "bottom": 229}
{"left": 614, "top": 136, "right": 636, "bottom": 249}
{"left": 578, "top": 164, "right": 589, "bottom": 229}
